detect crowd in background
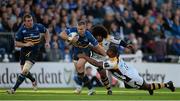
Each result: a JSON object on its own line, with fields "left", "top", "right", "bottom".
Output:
{"left": 0, "top": 0, "right": 180, "bottom": 63}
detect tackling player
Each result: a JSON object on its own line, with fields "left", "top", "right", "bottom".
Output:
{"left": 78, "top": 45, "right": 175, "bottom": 95}
{"left": 7, "top": 14, "right": 50, "bottom": 94}
{"left": 89, "top": 25, "right": 134, "bottom": 95}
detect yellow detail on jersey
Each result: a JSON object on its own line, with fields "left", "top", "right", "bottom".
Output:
{"left": 24, "top": 40, "right": 41, "bottom": 44}
{"left": 24, "top": 38, "right": 41, "bottom": 42}
{"left": 24, "top": 38, "right": 41, "bottom": 44}
{"left": 109, "top": 57, "right": 119, "bottom": 69}
{"left": 106, "top": 35, "right": 111, "bottom": 41}
{"left": 99, "top": 42, "right": 103, "bottom": 46}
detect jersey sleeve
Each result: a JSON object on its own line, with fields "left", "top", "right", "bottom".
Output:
{"left": 87, "top": 31, "right": 98, "bottom": 47}
{"left": 103, "top": 59, "right": 117, "bottom": 70}
{"left": 110, "top": 36, "right": 128, "bottom": 47}
{"left": 38, "top": 23, "right": 47, "bottom": 33}
{"left": 15, "top": 26, "right": 23, "bottom": 42}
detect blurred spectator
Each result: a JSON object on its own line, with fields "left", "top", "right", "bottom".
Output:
{"left": 154, "top": 36, "right": 167, "bottom": 62}
{"left": 132, "top": 15, "right": 144, "bottom": 38}
{"left": 172, "top": 38, "right": 180, "bottom": 56}
{"left": 132, "top": 0, "right": 150, "bottom": 16}
{"left": 173, "top": 0, "right": 180, "bottom": 9}
{"left": 124, "top": 22, "right": 134, "bottom": 37}
{"left": 170, "top": 15, "right": 180, "bottom": 39}
{"left": 64, "top": 46, "right": 72, "bottom": 62}
{"left": 92, "top": 0, "right": 105, "bottom": 24}
{"left": 49, "top": 34, "right": 60, "bottom": 61}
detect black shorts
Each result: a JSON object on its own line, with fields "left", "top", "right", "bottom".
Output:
{"left": 20, "top": 50, "right": 39, "bottom": 65}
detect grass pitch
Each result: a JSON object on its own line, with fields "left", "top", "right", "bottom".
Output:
{"left": 0, "top": 87, "right": 180, "bottom": 100}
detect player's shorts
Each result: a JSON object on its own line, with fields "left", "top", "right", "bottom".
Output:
{"left": 72, "top": 47, "right": 91, "bottom": 60}
{"left": 20, "top": 49, "right": 39, "bottom": 65}
{"left": 123, "top": 66, "right": 144, "bottom": 88}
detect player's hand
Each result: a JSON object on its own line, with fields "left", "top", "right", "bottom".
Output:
{"left": 126, "top": 44, "right": 134, "bottom": 50}
{"left": 24, "top": 42, "right": 34, "bottom": 47}
{"left": 68, "top": 35, "right": 79, "bottom": 44}
{"left": 45, "top": 42, "right": 50, "bottom": 48}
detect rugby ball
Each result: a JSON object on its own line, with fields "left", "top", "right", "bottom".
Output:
{"left": 68, "top": 32, "right": 78, "bottom": 41}
{"left": 69, "top": 32, "right": 78, "bottom": 38}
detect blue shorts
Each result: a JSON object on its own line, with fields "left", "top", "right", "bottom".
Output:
{"left": 72, "top": 47, "right": 91, "bottom": 60}
{"left": 20, "top": 50, "right": 39, "bottom": 65}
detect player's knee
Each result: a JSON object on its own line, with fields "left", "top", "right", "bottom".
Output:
{"left": 22, "top": 61, "right": 33, "bottom": 75}
{"left": 75, "top": 64, "right": 84, "bottom": 71}
{"left": 76, "top": 58, "right": 86, "bottom": 70}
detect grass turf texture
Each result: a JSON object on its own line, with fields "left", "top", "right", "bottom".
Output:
{"left": 0, "top": 87, "right": 180, "bottom": 100}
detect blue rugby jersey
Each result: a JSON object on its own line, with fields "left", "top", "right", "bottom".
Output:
{"left": 65, "top": 27, "right": 98, "bottom": 48}
{"left": 15, "top": 23, "right": 47, "bottom": 51}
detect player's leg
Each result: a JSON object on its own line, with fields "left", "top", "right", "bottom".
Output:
{"left": 73, "top": 59, "right": 84, "bottom": 94}
{"left": 7, "top": 60, "right": 34, "bottom": 94}
{"left": 83, "top": 75, "right": 95, "bottom": 95}
{"left": 22, "top": 51, "right": 37, "bottom": 90}
{"left": 140, "top": 81, "right": 175, "bottom": 95}
{"left": 14, "top": 60, "right": 33, "bottom": 89}
{"left": 20, "top": 65, "right": 37, "bottom": 90}
{"left": 126, "top": 67, "right": 175, "bottom": 95}
{"left": 73, "top": 74, "right": 83, "bottom": 93}
{"left": 97, "top": 68, "right": 112, "bottom": 95}
{"left": 74, "top": 58, "right": 94, "bottom": 95}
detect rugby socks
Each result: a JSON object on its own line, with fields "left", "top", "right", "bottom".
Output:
{"left": 13, "top": 73, "right": 26, "bottom": 91}
{"left": 98, "top": 69, "right": 111, "bottom": 91}
{"left": 101, "top": 77, "right": 111, "bottom": 90}
{"left": 77, "top": 72, "right": 93, "bottom": 89}
{"left": 83, "top": 76, "right": 93, "bottom": 90}
{"left": 77, "top": 72, "right": 85, "bottom": 86}
{"left": 25, "top": 72, "right": 35, "bottom": 82}
{"left": 149, "top": 83, "right": 167, "bottom": 90}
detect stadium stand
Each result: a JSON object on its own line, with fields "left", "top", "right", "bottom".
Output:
{"left": 0, "top": 0, "right": 179, "bottom": 63}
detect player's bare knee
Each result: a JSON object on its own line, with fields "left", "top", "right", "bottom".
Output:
{"left": 76, "top": 58, "right": 86, "bottom": 70}
{"left": 22, "top": 61, "right": 33, "bottom": 75}
{"left": 75, "top": 64, "right": 84, "bottom": 71}
{"left": 22, "top": 68, "right": 28, "bottom": 75}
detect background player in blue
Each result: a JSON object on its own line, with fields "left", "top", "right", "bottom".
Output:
{"left": 7, "top": 14, "right": 50, "bottom": 94}
{"left": 60, "top": 20, "right": 107, "bottom": 95}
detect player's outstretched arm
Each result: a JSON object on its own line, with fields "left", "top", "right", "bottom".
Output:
{"left": 78, "top": 54, "right": 103, "bottom": 68}
{"left": 110, "top": 37, "right": 134, "bottom": 50}
{"left": 88, "top": 44, "right": 104, "bottom": 56}
{"left": 94, "top": 44, "right": 107, "bottom": 56}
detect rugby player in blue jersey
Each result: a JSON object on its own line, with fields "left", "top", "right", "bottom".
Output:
{"left": 7, "top": 14, "right": 50, "bottom": 94}
{"left": 60, "top": 20, "right": 108, "bottom": 95}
